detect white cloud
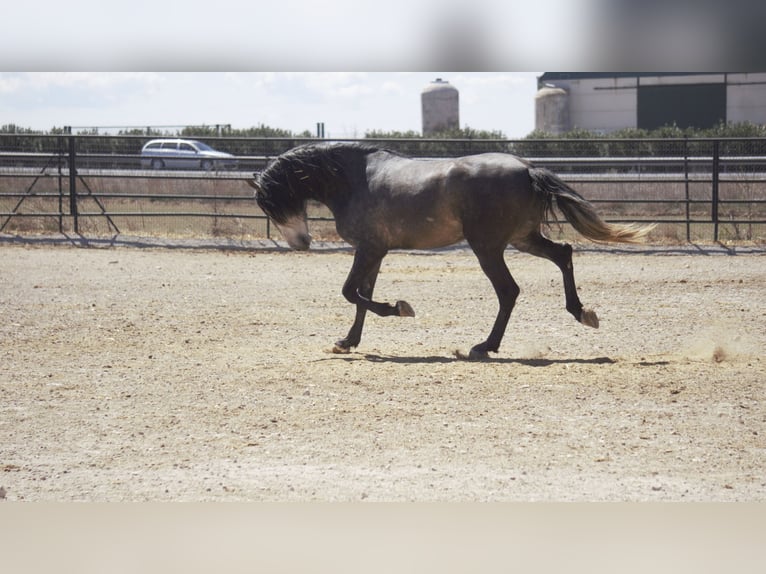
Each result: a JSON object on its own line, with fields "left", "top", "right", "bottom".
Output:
{"left": 289, "top": 72, "right": 372, "bottom": 99}
{"left": 1, "top": 72, "right": 163, "bottom": 93}
{"left": 0, "top": 74, "right": 23, "bottom": 93}
{"left": 453, "top": 74, "right": 533, "bottom": 88}
{"left": 381, "top": 81, "right": 405, "bottom": 96}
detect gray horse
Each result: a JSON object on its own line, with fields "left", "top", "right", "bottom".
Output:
{"left": 249, "top": 142, "right": 653, "bottom": 359}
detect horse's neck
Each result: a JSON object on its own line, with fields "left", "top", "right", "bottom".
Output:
{"left": 299, "top": 145, "right": 368, "bottom": 211}
{"left": 306, "top": 169, "right": 350, "bottom": 214}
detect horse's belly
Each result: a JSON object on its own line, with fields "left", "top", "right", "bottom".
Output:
{"left": 393, "top": 214, "right": 464, "bottom": 249}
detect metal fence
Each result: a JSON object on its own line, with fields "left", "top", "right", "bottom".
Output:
{"left": 1, "top": 134, "right": 765, "bottom": 243}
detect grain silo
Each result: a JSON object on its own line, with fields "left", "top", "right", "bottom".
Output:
{"left": 421, "top": 78, "right": 459, "bottom": 136}
{"left": 535, "top": 84, "right": 570, "bottom": 134}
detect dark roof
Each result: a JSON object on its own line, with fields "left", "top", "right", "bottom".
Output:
{"left": 537, "top": 72, "right": 722, "bottom": 88}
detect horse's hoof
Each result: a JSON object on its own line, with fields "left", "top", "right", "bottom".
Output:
{"left": 331, "top": 341, "right": 352, "bottom": 354}
{"left": 581, "top": 308, "right": 599, "bottom": 329}
{"left": 396, "top": 300, "right": 415, "bottom": 317}
{"left": 469, "top": 348, "right": 490, "bottom": 361}
{"left": 453, "top": 347, "right": 489, "bottom": 361}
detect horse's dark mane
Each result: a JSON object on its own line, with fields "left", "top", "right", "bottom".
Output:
{"left": 258, "top": 142, "right": 383, "bottom": 189}
{"left": 255, "top": 142, "right": 387, "bottom": 223}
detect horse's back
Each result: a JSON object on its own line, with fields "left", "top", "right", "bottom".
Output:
{"left": 456, "top": 152, "right": 531, "bottom": 171}
{"left": 353, "top": 150, "right": 540, "bottom": 250}
{"left": 367, "top": 151, "right": 530, "bottom": 193}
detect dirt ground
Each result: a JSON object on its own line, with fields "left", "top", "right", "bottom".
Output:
{"left": 1, "top": 239, "right": 764, "bottom": 501}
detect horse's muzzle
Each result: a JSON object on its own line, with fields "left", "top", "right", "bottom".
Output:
{"left": 276, "top": 215, "right": 312, "bottom": 250}
{"left": 288, "top": 232, "right": 312, "bottom": 251}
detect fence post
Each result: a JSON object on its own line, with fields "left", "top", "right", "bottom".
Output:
{"left": 67, "top": 133, "right": 78, "bottom": 234}
{"left": 684, "top": 137, "right": 690, "bottom": 242}
{"left": 712, "top": 139, "right": 720, "bottom": 242}
{"left": 57, "top": 135, "right": 65, "bottom": 233}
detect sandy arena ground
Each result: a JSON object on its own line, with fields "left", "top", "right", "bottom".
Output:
{"left": 1, "top": 240, "right": 764, "bottom": 501}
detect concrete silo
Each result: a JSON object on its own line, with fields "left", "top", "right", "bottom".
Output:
{"left": 421, "top": 78, "right": 460, "bottom": 136}
{"left": 535, "top": 84, "right": 570, "bottom": 134}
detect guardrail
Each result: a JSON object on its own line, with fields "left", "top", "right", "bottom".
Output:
{"left": 1, "top": 134, "right": 765, "bottom": 242}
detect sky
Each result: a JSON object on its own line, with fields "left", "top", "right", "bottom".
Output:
{"left": 0, "top": 1, "right": 592, "bottom": 140}
{"left": 0, "top": 72, "right": 543, "bottom": 139}
{"left": 1, "top": 0, "right": 758, "bottom": 140}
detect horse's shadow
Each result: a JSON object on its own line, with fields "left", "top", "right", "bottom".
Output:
{"left": 318, "top": 353, "right": 616, "bottom": 366}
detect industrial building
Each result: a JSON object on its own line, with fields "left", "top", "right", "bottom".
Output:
{"left": 535, "top": 73, "right": 766, "bottom": 134}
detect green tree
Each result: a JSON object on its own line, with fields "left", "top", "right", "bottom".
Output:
{"left": 365, "top": 126, "right": 509, "bottom": 156}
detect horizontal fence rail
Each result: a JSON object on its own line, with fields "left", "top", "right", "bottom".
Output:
{"left": 1, "top": 134, "right": 765, "bottom": 243}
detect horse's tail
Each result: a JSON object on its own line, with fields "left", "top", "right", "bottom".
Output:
{"left": 529, "top": 167, "right": 655, "bottom": 244}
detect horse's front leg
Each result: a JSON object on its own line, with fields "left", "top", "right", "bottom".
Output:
{"left": 333, "top": 249, "right": 414, "bottom": 353}
{"left": 333, "top": 259, "right": 381, "bottom": 352}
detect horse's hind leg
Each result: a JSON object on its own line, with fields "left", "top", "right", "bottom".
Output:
{"left": 467, "top": 245, "right": 520, "bottom": 360}
{"left": 514, "top": 233, "right": 599, "bottom": 328}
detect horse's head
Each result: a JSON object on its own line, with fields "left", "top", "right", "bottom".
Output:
{"left": 248, "top": 173, "right": 312, "bottom": 251}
